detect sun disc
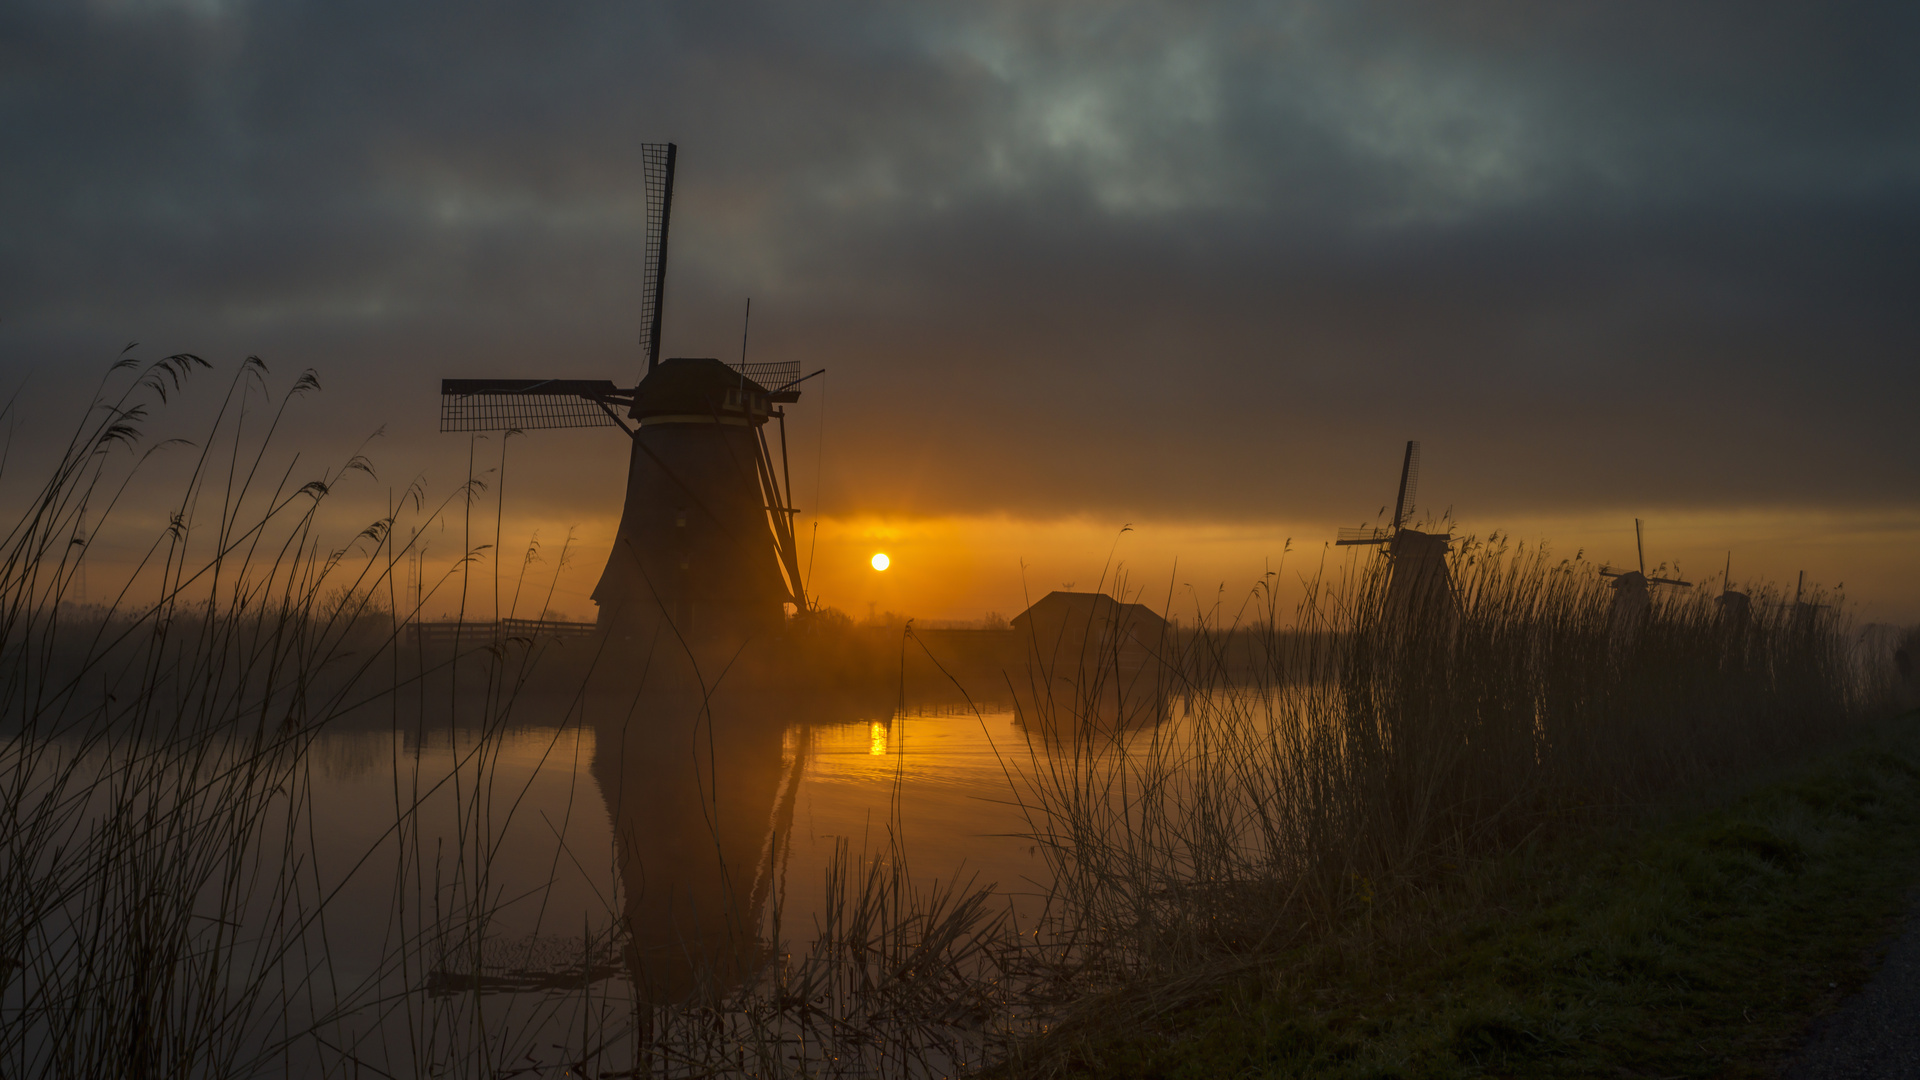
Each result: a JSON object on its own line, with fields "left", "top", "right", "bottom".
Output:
{"left": 871, "top": 552, "right": 890, "bottom": 571}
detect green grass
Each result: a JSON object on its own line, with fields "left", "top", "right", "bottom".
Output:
{"left": 1035, "top": 715, "right": 1920, "bottom": 1079}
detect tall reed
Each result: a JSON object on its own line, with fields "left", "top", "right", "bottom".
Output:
{"left": 1001, "top": 531, "right": 1872, "bottom": 1033}
{"left": 0, "top": 355, "right": 1890, "bottom": 1078}
{"left": 0, "top": 353, "right": 514, "bottom": 1077}
{"left": 0, "top": 355, "right": 1023, "bottom": 1078}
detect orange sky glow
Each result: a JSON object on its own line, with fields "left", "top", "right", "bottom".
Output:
{"left": 330, "top": 506, "right": 1920, "bottom": 629}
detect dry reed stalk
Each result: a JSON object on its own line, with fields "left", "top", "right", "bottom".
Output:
{"left": 0, "top": 357, "right": 1890, "bottom": 1078}
{"left": 995, "top": 532, "right": 1873, "bottom": 1072}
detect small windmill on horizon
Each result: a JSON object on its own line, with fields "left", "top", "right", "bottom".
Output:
{"left": 1600, "top": 518, "right": 1690, "bottom": 642}
{"left": 1783, "top": 569, "right": 1837, "bottom": 633}
{"left": 436, "top": 143, "right": 817, "bottom": 641}
{"left": 1716, "top": 552, "right": 1752, "bottom": 627}
{"left": 1336, "top": 440, "right": 1456, "bottom": 626}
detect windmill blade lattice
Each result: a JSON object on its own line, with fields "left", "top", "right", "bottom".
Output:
{"left": 1336, "top": 525, "right": 1394, "bottom": 546}
{"left": 730, "top": 360, "right": 801, "bottom": 388}
{"left": 439, "top": 380, "right": 627, "bottom": 432}
{"left": 638, "top": 142, "right": 676, "bottom": 376}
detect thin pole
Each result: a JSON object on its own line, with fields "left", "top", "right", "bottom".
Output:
{"left": 740, "top": 298, "right": 752, "bottom": 366}
{"left": 777, "top": 408, "right": 794, "bottom": 520}
{"left": 805, "top": 372, "right": 826, "bottom": 601}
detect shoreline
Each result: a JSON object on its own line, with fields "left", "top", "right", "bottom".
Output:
{"left": 1009, "top": 712, "right": 1920, "bottom": 1079}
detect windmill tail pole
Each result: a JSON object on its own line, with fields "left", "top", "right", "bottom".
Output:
{"left": 754, "top": 427, "right": 807, "bottom": 609}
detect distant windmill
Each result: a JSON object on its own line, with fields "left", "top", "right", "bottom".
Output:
{"left": 1783, "top": 570, "right": 1834, "bottom": 634}
{"left": 1600, "top": 519, "right": 1690, "bottom": 643}
{"left": 1715, "top": 552, "right": 1751, "bottom": 628}
{"left": 1335, "top": 441, "right": 1455, "bottom": 626}
{"left": 437, "top": 143, "right": 816, "bottom": 639}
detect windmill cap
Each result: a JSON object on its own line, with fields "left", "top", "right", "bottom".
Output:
{"left": 631, "top": 357, "right": 773, "bottom": 423}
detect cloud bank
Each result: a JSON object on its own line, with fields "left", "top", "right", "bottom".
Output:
{"left": 4, "top": 0, "right": 1917, "bottom": 533}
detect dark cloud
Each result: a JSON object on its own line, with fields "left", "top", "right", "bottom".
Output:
{"left": 3, "top": 0, "right": 1917, "bottom": 527}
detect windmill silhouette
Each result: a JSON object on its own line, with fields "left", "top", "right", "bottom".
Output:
{"left": 438, "top": 143, "right": 815, "bottom": 640}
{"left": 1715, "top": 551, "right": 1751, "bottom": 628}
{"left": 1781, "top": 570, "right": 1835, "bottom": 634}
{"left": 1335, "top": 441, "right": 1456, "bottom": 626}
{"left": 1600, "top": 519, "right": 1690, "bottom": 643}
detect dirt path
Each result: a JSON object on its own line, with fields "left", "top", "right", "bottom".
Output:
{"left": 1784, "top": 904, "right": 1920, "bottom": 1079}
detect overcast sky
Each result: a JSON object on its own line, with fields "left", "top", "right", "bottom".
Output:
{"left": 4, "top": 0, "right": 1917, "bottom": 617}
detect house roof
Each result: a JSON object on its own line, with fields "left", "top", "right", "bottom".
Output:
{"left": 1011, "top": 591, "right": 1169, "bottom": 636}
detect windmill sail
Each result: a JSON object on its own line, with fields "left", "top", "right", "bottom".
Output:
{"left": 1599, "top": 518, "right": 1691, "bottom": 587}
{"left": 730, "top": 359, "right": 801, "bottom": 390}
{"left": 439, "top": 379, "right": 629, "bottom": 432}
{"left": 1392, "top": 440, "right": 1420, "bottom": 530}
{"left": 638, "top": 142, "right": 677, "bottom": 376}
{"left": 1336, "top": 440, "right": 1422, "bottom": 546}
{"left": 436, "top": 142, "right": 679, "bottom": 432}
{"left": 1336, "top": 525, "right": 1394, "bottom": 546}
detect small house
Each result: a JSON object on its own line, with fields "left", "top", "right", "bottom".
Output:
{"left": 1012, "top": 591, "right": 1170, "bottom": 675}
{"left": 1010, "top": 591, "right": 1172, "bottom": 731}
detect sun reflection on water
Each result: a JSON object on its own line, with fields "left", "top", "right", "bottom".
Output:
{"left": 869, "top": 720, "right": 888, "bottom": 756}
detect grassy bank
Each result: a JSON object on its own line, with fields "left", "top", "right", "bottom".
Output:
{"left": 1020, "top": 714, "right": 1920, "bottom": 1079}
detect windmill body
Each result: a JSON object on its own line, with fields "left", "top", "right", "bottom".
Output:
{"left": 592, "top": 358, "right": 793, "bottom": 638}
{"left": 1716, "top": 589, "right": 1752, "bottom": 623}
{"left": 437, "top": 144, "right": 812, "bottom": 647}
{"left": 1607, "top": 570, "right": 1653, "bottom": 642}
{"left": 1716, "top": 553, "right": 1752, "bottom": 632}
{"left": 1384, "top": 527, "right": 1455, "bottom": 626}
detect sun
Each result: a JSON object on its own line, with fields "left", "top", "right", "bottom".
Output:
{"left": 871, "top": 552, "right": 890, "bottom": 571}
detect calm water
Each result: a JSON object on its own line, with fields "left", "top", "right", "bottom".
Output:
{"left": 283, "top": 684, "right": 1066, "bottom": 1071}
{"left": 9, "top": 641, "right": 1202, "bottom": 1075}
{"left": 305, "top": 702, "right": 1047, "bottom": 951}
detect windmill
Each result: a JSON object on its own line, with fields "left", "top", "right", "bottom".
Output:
{"left": 437, "top": 143, "right": 816, "bottom": 640}
{"left": 1599, "top": 519, "right": 1690, "bottom": 643}
{"left": 1335, "top": 441, "right": 1455, "bottom": 626}
{"left": 1782, "top": 570, "right": 1835, "bottom": 635}
{"left": 1715, "top": 551, "right": 1752, "bottom": 628}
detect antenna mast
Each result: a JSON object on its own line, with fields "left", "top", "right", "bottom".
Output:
{"left": 639, "top": 142, "right": 677, "bottom": 374}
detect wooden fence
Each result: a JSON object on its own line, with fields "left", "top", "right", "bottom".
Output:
{"left": 406, "top": 618, "right": 599, "bottom": 648}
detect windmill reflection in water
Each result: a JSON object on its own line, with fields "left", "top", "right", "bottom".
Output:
{"left": 587, "top": 685, "right": 880, "bottom": 1009}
